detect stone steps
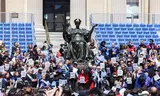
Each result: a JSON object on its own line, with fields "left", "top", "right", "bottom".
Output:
{"left": 48, "top": 32, "right": 64, "bottom": 54}
{"left": 34, "top": 28, "right": 46, "bottom": 48}
{"left": 34, "top": 27, "right": 64, "bottom": 54}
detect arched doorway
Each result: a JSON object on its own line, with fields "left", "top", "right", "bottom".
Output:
{"left": 43, "top": 0, "right": 70, "bottom": 32}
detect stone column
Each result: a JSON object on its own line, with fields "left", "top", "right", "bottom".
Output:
{"left": 5, "top": 0, "right": 25, "bottom": 13}
{"left": 0, "top": 0, "right": 5, "bottom": 22}
{"left": 26, "top": 0, "right": 44, "bottom": 30}
{"left": 140, "top": 0, "right": 149, "bottom": 23}
{"left": 87, "top": 0, "right": 105, "bottom": 29}
{"left": 0, "top": 0, "right": 1, "bottom": 22}
{"left": 150, "top": 0, "right": 160, "bottom": 14}
{"left": 0, "top": 0, "right": 1, "bottom": 12}
{"left": 150, "top": 0, "right": 160, "bottom": 24}
{"left": 26, "top": 0, "right": 45, "bottom": 46}
{"left": 109, "top": 0, "right": 127, "bottom": 23}
{"left": 70, "top": 0, "right": 86, "bottom": 28}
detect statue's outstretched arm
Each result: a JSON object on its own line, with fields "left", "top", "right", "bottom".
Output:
{"left": 90, "top": 24, "right": 98, "bottom": 34}
{"left": 62, "top": 24, "right": 70, "bottom": 43}
{"left": 87, "top": 24, "right": 98, "bottom": 42}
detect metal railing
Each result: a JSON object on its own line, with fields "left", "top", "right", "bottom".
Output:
{"left": 45, "top": 20, "right": 50, "bottom": 44}
{"left": 90, "top": 13, "right": 160, "bottom": 24}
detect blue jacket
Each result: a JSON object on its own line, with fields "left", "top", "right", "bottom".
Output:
{"left": 40, "top": 79, "right": 51, "bottom": 89}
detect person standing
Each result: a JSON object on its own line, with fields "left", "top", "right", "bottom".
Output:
{"left": 109, "top": 43, "right": 119, "bottom": 58}
{"left": 99, "top": 41, "right": 107, "bottom": 56}
{"left": 11, "top": 42, "right": 20, "bottom": 57}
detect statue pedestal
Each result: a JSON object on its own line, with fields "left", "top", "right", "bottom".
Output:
{"left": 77, "top": 62, "right": 88, "bottom": 70}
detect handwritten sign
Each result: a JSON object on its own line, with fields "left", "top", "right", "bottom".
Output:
{"left": 138, "top": 58, "right": 143, "bottom": 65}
{"left": 117, "top": 70, "right": 123, "bottom": 76}
{"left": 92, "top": 48, "right": 98, "bottom": 55}
{"left": 5, "top": 64, "right": 10, "bottom": 71}
{"left": 133, "top": 63, "right": 138, "bottom": 70}
{"left": 100, "top": 63, "right": 105, "bottom": 69}
{"left": 33, "top": 68, "right": 38, "bottom": 74}
{"left": 73, "top": 68, "right": 78, "bottom": 73}
{"left": 0, "top": 66, "right": 4, "bottom": 72}
{"left": 116, "top": 82, "right": 122, "bottom": 88}
{"left": 157, "top": 62, "right": 160, "bottom": 67}
{"left": 42, "top": 70, "right": 46, "bottom": 75}
{"left": 80, "top": 77, "right": 85, "bottom": 83}
{"left": 27, "top": 59, "right": 34, "bottom": 66}
{"left": 111, "top": 57, "right": 116, "bottom": 64}
{"left": 154, "top": 75, "right": 160, "bottom": 81}
{"left": 0, "top": 78, "right": 2, "bottom": 89}
{"left": 21, "top": 71, "right": 26, "bottom": 77}
{"left": 118, "top": 66, "right": 121, "bottom": 70}
{"left": 142, "top": 48, "right": 147, "bottom": 52}
{"left": 45, "top": 61, "right": 50, "bottom": 70}
{"left": 70, "top": 72, "right": 76, "bottom": 78}
{"left": 106, "top": 68, "right": 111, "bottom": 73}
{"left": 126, "top": 77, "right": 132, "bottom": 84}
{"left": 59, "top": 79, "right": 67, "bottom": 86}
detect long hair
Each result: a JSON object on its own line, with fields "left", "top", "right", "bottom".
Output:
{"left": 100, "top": 41, "right": 106, "bottom": 47}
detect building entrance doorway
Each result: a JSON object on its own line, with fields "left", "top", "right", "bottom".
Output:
{"left": 43, "top": 0, "right": 70, "bottom": 32}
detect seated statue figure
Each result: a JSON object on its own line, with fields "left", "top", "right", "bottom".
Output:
{"left": 63, "top": 18, "right": 97, "bottom": 63}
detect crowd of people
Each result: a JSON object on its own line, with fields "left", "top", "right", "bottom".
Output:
{"left": 0, "top": 39, "right": 160, "bottom": 96}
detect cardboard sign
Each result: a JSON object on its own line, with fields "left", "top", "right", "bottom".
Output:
{"left": 117, "top": 70, "right": 123, "bottom": 76}
{"left": 118, "top": 66, "right": 121, "bottom": 70}
{"left": 100, "top": 63, "right": 105, "bottom": 69}
{"left": 80, "top": 77, "right": 85, "bottom": 83}
{"left": 33, "top": 68, "right": 38, "bottom": 74}
{"left": 10, "top": 72, "right": 14, "bottom": 76}
{"left": 59, "top": 79, "right": 67, "bottom": 86}
{"left": 0, "top": 78, "right": 2, "bottom": 89}
{"left": 111, "top": 57, "right": 116, "bottom": 64}
{"left": 138, "top": 58, "right": 143, "bottom": 65}
{"left": 133, "top": 63, "right": 138, "bottom": 70}
{"left": 70, "top": 72, "right": 76, "bottom": 78}
{"left": 72, "top": 92, "right": 79, "bottom": 96}
{"left": 142, "top": 48, "right": 147, "bottom": 52}
{"left": 21, "top": 71, "right": 26, "bottom": 77}
{"left": 45, "top": 61, "right": 50, "bottom": 70}
{"left": 106, "top": 68, "right": 111, "bottom": 73}
{"left": 126, "top": 77, "right": 132, "bottom": 84}
{"left": 27, "top": 59, "right": 34, "bottom": 66}
{"left": 0, "top": 66, "right": 4, "bottom": 72}
{"left": 154, "top": 75, "right": 160, "bottom": 81}
{"left": 5, "top": 64, "right": 10, "bottom": 71}
{"left": 157, "top": 62, "right": 160, "bottom": 67}
{"left": 42, "top": 70, "right": 46, "bottom": 75}
{"left": 73, "top": 68, "right": 78, "bottom": 73}
{"left": 116, "top": 82, "right": 121, "bottom": 88}
{"left": 92, "top": 48, "right": 98, "bottom": 55}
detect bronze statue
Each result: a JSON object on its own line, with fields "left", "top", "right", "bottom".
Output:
{"left": 63, "top": 18, "right": 97, "bottom": 63}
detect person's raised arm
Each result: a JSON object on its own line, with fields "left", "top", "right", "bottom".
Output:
{"left": 58, "top": 86, "right": 63, "bottom": 96}
{"left": 45, "top": 87, "right": 58, "bottom": 96}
